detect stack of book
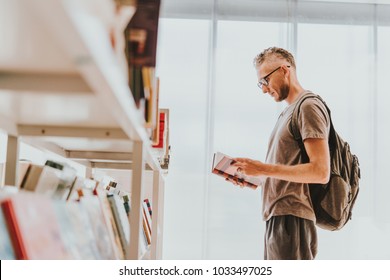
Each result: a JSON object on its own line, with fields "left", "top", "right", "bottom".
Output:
{"left": 0, "top": 161, "right": 154, "bottom": 260}
{"left": 125, "top": 0, "right": 161, "bottom": 142}
{"left": 152, "top": 109, "right": 170, "bottom": 169}
{"left": 19, "top": 160, "right": 77, "bottom": 200}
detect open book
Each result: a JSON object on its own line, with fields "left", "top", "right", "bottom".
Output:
{"left": 211, "top": 152, "right": 262, "bottom": 189}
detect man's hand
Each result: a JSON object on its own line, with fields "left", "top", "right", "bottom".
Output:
{"left": 231, "top": 158, "right": 266, "bottom": 177}
{"left": 224, "top": 165, "right": 259, "bottom": 190}
{"left": 229, "top": 138, "right": 330, "bottom": 184}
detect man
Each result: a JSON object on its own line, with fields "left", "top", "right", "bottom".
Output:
{"left": 230, "top": 47, "right": 331, "bottom": 260}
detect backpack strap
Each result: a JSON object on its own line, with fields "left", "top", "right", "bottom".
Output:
{"left": 290, "top": 92, "right": 335, "bottom": 162}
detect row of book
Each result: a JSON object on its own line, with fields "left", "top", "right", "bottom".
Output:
{"left": 152, "top": 109, "right": 170, "bottom": 169}
{"left": 0, "top": 160, "right": 154, "bottom": 260}
{"left": 129, "top": 66, "right": 160, "bottom": 144}
{"left": 125, "top": 0, "right": 163, "bottom": 144}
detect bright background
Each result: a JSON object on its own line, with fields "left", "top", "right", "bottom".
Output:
{"left": 155, "top": 0, "right": 390, "bottom": 259}
{"left": 1, "top": 0, "right": 390, "bottom": 260}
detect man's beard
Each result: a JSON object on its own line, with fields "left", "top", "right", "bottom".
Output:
{"left": 277, "top": 83, "right": 289, "bottom": 101}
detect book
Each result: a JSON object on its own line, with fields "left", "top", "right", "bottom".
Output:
{"left": 18, "top": 160, "right": 32, "bottom": 188}
{"left": 93, "top": 188, "right": 125, "bottom": 259}
{"left": 144, "top": 198, "right": 152, "bottom": 218}
{"left": 142, "top": 211, "right": 152, "bottom": 245}
{"left": 211, "top": 152, "right": 261, "bottom": 189}
{"left": 152, "top": 109, "right": 170, "bottom": 169}
{"left": 122, "top": 194, "right": 131, "bottom": 216}
{"left": 21, "top": 164, "right": 62, "bottom": 196}
{"left": 107, "top": 194, "right": 131, "bottom": 258}
{"left": 0, "top": 207, "right": 16, "bottom": 259}
{"left": 126, "top": 0, "right": 161, "bottom": 67}
{"left": 129, "top": 65, "right": 145, "bottom": 108}
{"left": 56, "top": 201, "right": 101, "bottom": 259}
{"left": 66, "top": 176, "right": 97, "bottom": 201}
{"left": 19, "top": 164, "right": 43, "bottom": 189}
{"left": 139, "top": 222, "right": 148, "bottom": 256}
{"left": 150, "top": 77, "right": 160, "bottom": 144}
{"left": 46, "top": 160, "right": 77, "bottom": 200}
{"left": 80, "top": 196, "right": 118, "bottom": 259}
{"left": 53, "top": 201, "right": 87, "bottom": 259}
{"left": 152, "top": 111, "right": 165, "bottom": 149}
{"left": 1, "top": 193, "right": 70, "bottom": 259}
{"left": 142, "top": 209, "right": 151, "bottom": 245}
{"left": 142, "top": 66, "right": 158, "bottom": 128}
{"left": 142, "top": 199, "right": 152, "bottom": 235}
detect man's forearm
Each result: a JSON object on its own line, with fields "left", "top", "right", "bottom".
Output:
{"left": 262, "top": 162, "right": 329, "bottom": 184}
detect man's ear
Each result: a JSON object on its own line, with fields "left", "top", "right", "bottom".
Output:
{"left": 282, "top": 65, "right": 290, "bottom": 77}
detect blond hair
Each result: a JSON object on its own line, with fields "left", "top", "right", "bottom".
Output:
{"left": 253, "top": 47, "right": 296, "bottom": 69}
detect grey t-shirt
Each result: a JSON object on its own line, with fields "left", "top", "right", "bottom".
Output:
{"left": 262, "top": 92, "right": 330, "bottom": 222}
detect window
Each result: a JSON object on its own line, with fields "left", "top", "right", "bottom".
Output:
{"left": 297, "top": 23, "right": 374, "bottom": 216}
{"left": 208, "top": 20, "right": 287, "bottom": 259}
{"left": 156, "top": 18, "right": 211, "bottom": 259}
{"left": 158, "top": 0, "right": 390, "bottom": 260}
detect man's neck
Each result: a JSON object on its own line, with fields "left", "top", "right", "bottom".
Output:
{"left": 285, "top": 85, "right": 306, "bottom": 105}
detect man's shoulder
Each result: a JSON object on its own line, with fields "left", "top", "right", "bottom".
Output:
{"left": 299, "top": 93, "right": 329, "bottom": 115}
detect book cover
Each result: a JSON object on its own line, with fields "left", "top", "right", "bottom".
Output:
{"left": 144, "top": 198, "right": 152, "bottom": 217}
{"left": 1, "top": 193, "right": 70, "bottom": 259}
{"left": 152, "top": 111, "right": 165, "bottom": 149}
{"left": 21, "top": 164, "right": 63, "bottom": 197}
{"left": 80, "top": 196, "right": 118, "bottom": 259}
{"left": 18, "top": 160, "right": 31, "bottom": 188}
{"left": 126, "top": 0, "right": 161, "bottom": 67}
{"left": 66, "top": 176, "right": 97, "bottom": 201}
{"left": 34, "top": 166, "right": 63, "bottom": 196}
{"left": 142, "top": 204, "right": 152, "bottom": 235}
{"left": 150, "top": 77, "right": 160, "bottom": 145}
{"left": 211, "top": 152, "right": 261, "bottom": 189}
{"left": 151, "top": 108, "right": 170, "bottom": 169}
{"left": 59, "top": 201, "right": 101, "bottom": 259}
{"left": 143, "top": 199, "right": 152, "bottom": 234}
{"left": 139, "top": 222, "right": 148, "bottom": 256}
{"left": 53, "top": 201, "right": 86, "bottom": 259}
{"left": 48, "top": 160, "right": 77, "bottom": 201}
{"left": 93, "top": 188, "right": 125, "bottom": 259}
{"left": 20, "top": 164, "right": 44, "bottom": 190}
{"left": 142, "top": 209, "right": 151, "bottom": 245}
{"left": 0, "top": 207, "right": 16, "bottom": 259}
{"left": 142, "top": 66, "right": 158, "bottom": 128}
{"left": 107, "top": 194, "right": 131, "bottom": 258}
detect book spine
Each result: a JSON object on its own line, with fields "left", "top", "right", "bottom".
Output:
{"left": 1, "top": 201, "right": 28, "bottom": 259}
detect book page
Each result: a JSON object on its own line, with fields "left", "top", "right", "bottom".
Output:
{"left": 212, "top": 152, "right": 262, "bottom": 188}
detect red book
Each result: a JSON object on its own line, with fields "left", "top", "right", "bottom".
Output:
{"left": 142, "top": 199, "right": 152, "bottom": 235}
{"left": 152, "top": 112, "right": 165, "bottom": 148}
{"left": 144, "top": 198, "right": 152, "bottom": 218}
{"left": 1, "top": 193, "right": 70, "bottom": 259}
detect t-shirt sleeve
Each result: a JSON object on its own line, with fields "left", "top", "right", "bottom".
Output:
{"left": 298, "top": 98, "right": 330, "bottom": 141}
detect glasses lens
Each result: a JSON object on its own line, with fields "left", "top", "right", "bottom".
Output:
{"left": 258, "top": 65, "right": 283, "bottom": 89}
{"left": 258, "top": 79, "right": 267, "bottom": 88}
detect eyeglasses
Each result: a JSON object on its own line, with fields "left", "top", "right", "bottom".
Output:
{"left": 257, "top": 65, "right": 290, "bottom": 89}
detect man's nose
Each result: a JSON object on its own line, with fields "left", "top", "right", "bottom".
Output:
{"left": 262, "top": 85, "right": 270, "bottom": 94}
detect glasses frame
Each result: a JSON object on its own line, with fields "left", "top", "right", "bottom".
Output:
{"left": 257, "top": 65, "right": 290, "bottom": 89}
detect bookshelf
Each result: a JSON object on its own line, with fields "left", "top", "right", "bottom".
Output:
{"left": 0, "top": 0, "right": 165, "bottom": 260}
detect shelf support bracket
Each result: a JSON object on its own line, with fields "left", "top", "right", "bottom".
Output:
{"left": 128, "top": 140, "right": 145, "bottom": 259}
{"left": 4, "top": 135, "right": 19, "bottom": 187}
{"left": 151, "top": 170, "right": 164, "bottom": 259}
